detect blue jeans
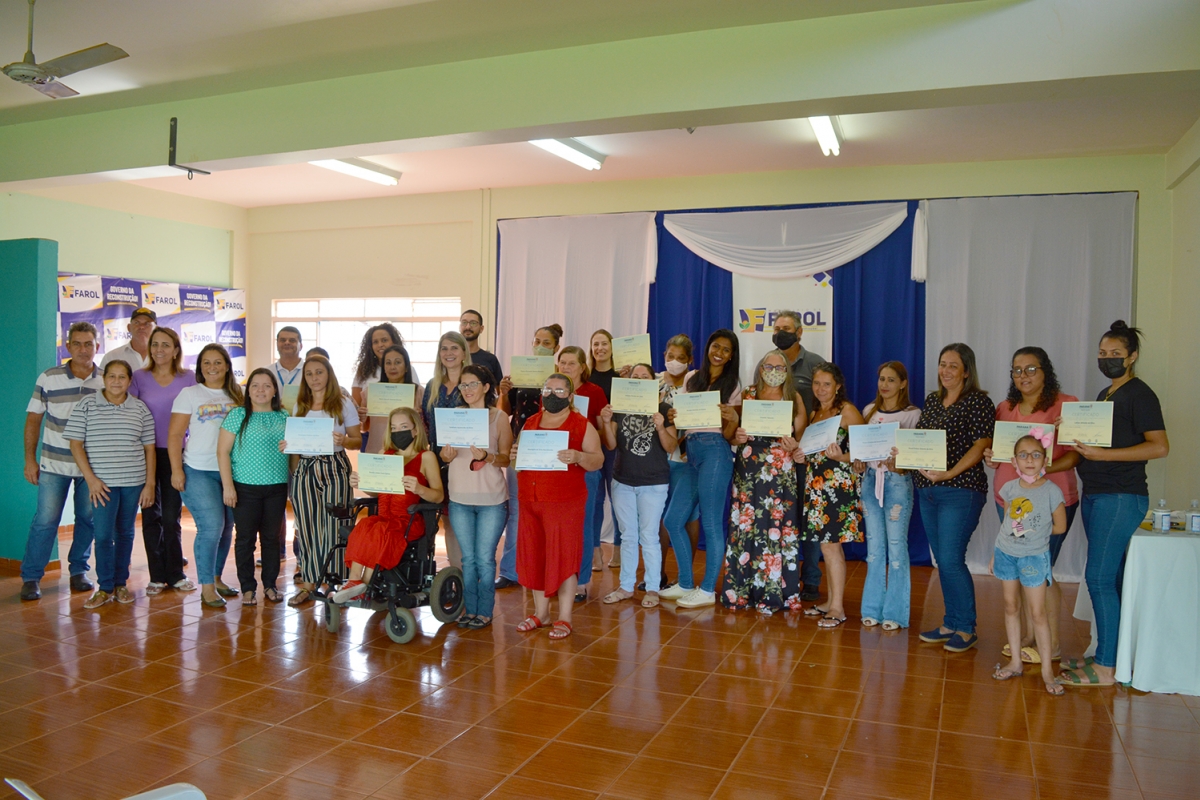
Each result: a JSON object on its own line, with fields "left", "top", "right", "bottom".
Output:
{"left": 21, "top": 471, "right": 95, "bottom": 582}
{"left": 1081, "top": 493, "right": 1147, "bottom": 668}
{"left": 612, "top": 480, "right": 669, "bottom": 593}
{"left": 861, "top": 470, "right": 913, "bottom": 627}
{"left": 498, "top": 468, "right": 519, "bottom": 581}
{"left": 92, "top": 484, "right": 142, "bottom": 592}
{"left": 449, "top": 501, "right": 508, "bottom": 617}
{"left": 598, "top": 448, "right": 623, "bottom": 548}
{"left": 917, "top": 485, "right": 986, "bottom": 634}
{"left": 578, "top": 470, "right": 603, "bottom": 585}
{"left": 663, "top": 433, "right": 733, "bottom": 593}
{"left": 181, "top": 464, "right": 233, "bottom": 585}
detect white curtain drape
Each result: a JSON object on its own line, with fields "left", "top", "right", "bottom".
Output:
{"left": 496, "top": 212, "right": 657, "bottom": 365}
{"left": 925, "top": 192, "right": 1137, "bottom": 582}
{"left": 662, "top": 202, "right": 908, "bottom": 279}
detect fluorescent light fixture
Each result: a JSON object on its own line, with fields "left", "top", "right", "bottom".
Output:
{"left": 309, "top": 157, "right": 402, "bottom": 186}
{"left": 528, "top": 138, "right": 606, "bottom": 170}
{"left": 807, "top": 116, "right": 841, "bottom": 156}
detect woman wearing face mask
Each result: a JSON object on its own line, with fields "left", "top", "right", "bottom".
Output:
{"left": 914, "top": 343, "right": 994, "bottom": 652}
{"left": 510, "top": 373, "right": 605, "bottom": 639}
{"left": 352, "top": 323, "right": 404, "bottom": 452}
{"left": 333, "top": 407, "right": 444, "bottom": 603}
{"left": 284, "top": 355, "right": 360, "bottom": 607}
{"left": 556, "top": 345, "right": 607, "bottom": 601}
{"left": 660, "top": 330, "right": 742, "bottom": 609}
{"left": 1059, "top": 321, "right": 1168, "bottom": 688}
{"left": 587, "top": 329, "right": 625, "bottom": 569}
{"left": 495, "top": 324, "right": 562, "bottom": 590}
{"left": 655, "top": 334, "right": 696, "bottom": 590}
{"left": 217, "top": 368, "right": 290, "bottom": 605}
{"left": 363, "top": 344, "right": 424, "bottom": 455}
{"left": 725, "top": 350, "right": 805, "bottom": 614}
{"left": 170, "top": 344, "right": 244, "bottom": 607}
{"left": 440, "top": 365, "right": 512, "bottom": 628}
{"left": 982, "top": 348, "right": 1079, "bottom": 661}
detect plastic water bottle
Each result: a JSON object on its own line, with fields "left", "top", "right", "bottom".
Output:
{"left": 1151, "top": 499, "right": 1171, "bottom": 532}
{"left": 1187, "top": 500, "right": 1200, "bottom": 534}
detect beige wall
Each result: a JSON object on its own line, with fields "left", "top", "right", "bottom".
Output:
{"left": 1166, "top": 165, "right": 1200, "bottom": 507}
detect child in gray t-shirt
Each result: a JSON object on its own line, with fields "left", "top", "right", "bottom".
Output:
{"left": 990, "top": 429, "right": 1067, "bottom": 696}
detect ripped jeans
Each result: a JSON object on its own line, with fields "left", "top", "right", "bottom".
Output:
{"left": 860, "top": 469, "right": 913, "bottom": 627}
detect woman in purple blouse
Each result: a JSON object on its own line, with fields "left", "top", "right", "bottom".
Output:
{"left": 129, "top": 327, "right": 197, "bottom": 595}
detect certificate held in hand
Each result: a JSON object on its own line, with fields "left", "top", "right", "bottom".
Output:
{"left": 741, "top": 400, "right": 794, "bottom": 437}
{"left": 435, "top": 407, "right": 490, "bottom": 448}
{"left": 283, "top": 416, "right": 335, "bottom": 455}
{"left": 672, "top": 391, "right": 721, "bottom": 429}
{"left": 357, "top": 453, "right": 408, "bottom": 494}
{"left": 611, "top": 334, "right": 652, "bottom": 370}
{"left": 799, "top": 416, "right": 840, "bottom": 455}
{"left": 367, "top": 383, "right": 416, "bottom": 416}
{"left": 509, "top": 356, "right": 556, "bottom": 388}
{"left": 1058, "top": 401, "right": 1113, "bottom": 447}
{"left": 515, "top": 430, "right": 569, "bottom": 471}
{"left": 849, "top": 422, "right": 899, "bottom": 462}
{"left": 895, "top": 429, "right": 946, "bottom": 471}
{"left": 992, "top": 421, "right": 1055, "bottom": 465}
{"left": 610, "top": 378, "right": 659, "bottom": 415}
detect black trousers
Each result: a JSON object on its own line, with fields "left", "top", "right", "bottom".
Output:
{"left": 140, "top": 447, "right": 187, "bottom": 585}
{"left": 233, "top": 482, "right": 288, "bottom": 592}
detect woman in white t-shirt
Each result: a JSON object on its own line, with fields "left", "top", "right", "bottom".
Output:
{"left": 284, "top": 355, "right": 361, "bottom": 606}
{"left": 169, "top": 344, "right": 243, "bottom": 607}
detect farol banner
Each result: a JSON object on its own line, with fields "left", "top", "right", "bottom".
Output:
{"left": 733, "top": 271, "right": 833, "bottom": 387}
{"left": 57, "top": 273, "right": 247, "bottom": 381}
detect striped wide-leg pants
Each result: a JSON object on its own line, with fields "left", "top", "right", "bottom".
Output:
{"left": 291, "top": 451, "right": 353, "bottom": 584}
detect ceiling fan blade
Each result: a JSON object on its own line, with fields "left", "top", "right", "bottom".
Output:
{"left": 31, "top": 79, "right": 79, "bottom": 99}
{"left": 40, "top": 43, "right": 128, "bottom": 79}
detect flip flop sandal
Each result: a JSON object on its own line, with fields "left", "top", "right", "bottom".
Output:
{"left": 803, "top": 606, "right": 827, "bottom": 617}
{"left": 1058, "top": 663, "right": 1112, "bottom": 687}
{"left": 817, "top": 615, "right": 847, "bottom": 629}
{"left": 457, "top": 614, "right": 477, "bottom": 628}
{"left": 641, "top": 594, "right": 660, "bottom": 608}
{"left": 1046, "top": 680, "right": 1066, "bottom": 696}
{"left": 242, "top": 591, "right": 257, "bottom": 606}
{"left": 548, "top": 620, "right": 572, "bottom": 640}
{"left": 992, "top": 663, "right": 1025, "bottom": 681}
{"left": 1062, "top": 656, "right": 1094, "bottom": 670}
{"left": 287, "top": 588, "right": 314, "bottom": 607}
{"left": 516, "top": 615, "right": 546, "bottom": 632}
{"left": 467, "top": 617, "right": 492, "bottom": 630}
{"left": 264, "top": 588, "right": 284, "bottom": 603}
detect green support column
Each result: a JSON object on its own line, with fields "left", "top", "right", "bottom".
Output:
{"left": 0, "top": 239, "right": 58, "bottom": 567}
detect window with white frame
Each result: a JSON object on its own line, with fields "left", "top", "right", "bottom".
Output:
{"left": 272, "top": 297, "right": 462, "bottom": 387}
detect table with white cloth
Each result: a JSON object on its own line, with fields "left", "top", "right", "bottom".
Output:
{"left": 1114, "top": 530, "right": 1200, "bottom": 695}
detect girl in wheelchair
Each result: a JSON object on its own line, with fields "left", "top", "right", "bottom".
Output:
{"left": 333, "top": 407, "right": 444, "bottom": 603}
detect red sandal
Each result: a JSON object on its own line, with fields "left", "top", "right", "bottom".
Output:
{"left": 549, "top": 620, "right": 572, "bottom": 640}
{"left": 516, "top": 615, "right": 546, "bottom": 632}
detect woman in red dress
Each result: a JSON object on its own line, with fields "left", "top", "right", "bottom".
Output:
{"left": 510, "top": 373, "right": 604, "bottom": 639}
{"left": 333, "top": 407, "right": 444, "bottom": 603}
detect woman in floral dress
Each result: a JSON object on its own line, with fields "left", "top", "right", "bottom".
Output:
{"left": 801, "top": 362, "right": 865, "bottom": 629}
{"left": 722, "top": 350, "right": 806, "bottom": 613}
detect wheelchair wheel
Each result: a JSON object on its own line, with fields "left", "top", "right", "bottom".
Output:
{"left": 325, "top": 601, "right": 340, "bottom": 633}
{"left": 430, "top": 566, "right": 465, "bottom": 623}
{"left": 386, "top": 606, "right": 417, "bottom": 644}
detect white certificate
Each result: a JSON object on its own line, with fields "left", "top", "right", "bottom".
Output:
{"left": 510, "top": 356, "right": 556, "bottom": 388}
{"left": 367, "top": 383, "right": 415, "bottom": 416}
{"left": 435, "top": 407, "right": 490, "bottom": 448}
{"left": 849, "top": 422, "right": 899, "bottom": 462}
{"left": 672, "top": 391, "right": 721, "bottom": 429}
{"left": 357, "top": 453, "right": 407, "bottom": 494}
{"left": 283, "top": 416, "right": 335, "bottom": 455}
{"left": 799, "top": 415, "right": 841, "bottom": 455}
{"left": 280, "top": 385, "right": 301, "bottom": 416}
{"left": 515, "top": 430, "right": 569, "bottom": 471}
{"left": 610, "top": 378, "right": 659, "bottom": 415}
{"left": 740, "top": 400, "right": 794, "bottom": 437}
{"left": 1058, "top": 401, "right": 1114, "bottom": 447}
{"left": 895, "top": 429, "right": 947, "bottom": 471}
{"left": 611, "top": 334, "right": 652, "bottom": 370}
{"left": 992, "top": 421, "right": 1055, "bottom": 466}
{"left": 573, "top": 394, "right": 589, "bottom": 419}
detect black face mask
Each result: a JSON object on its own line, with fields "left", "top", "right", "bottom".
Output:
{"left": 391, "top": 430, "right": 415, "bottom": 450}
{"left": 1098, "top": 357, "right": 1128, "bottom": 379}
{"left": 771, "top": 331, "right": 798, "bottom": 351}
{"left": 542, "top": 394, "right": 571, "bottom": 414}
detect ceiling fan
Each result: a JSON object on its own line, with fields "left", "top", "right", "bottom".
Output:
{"left": 2, "top": 0, "right": 127, "bottom": 98}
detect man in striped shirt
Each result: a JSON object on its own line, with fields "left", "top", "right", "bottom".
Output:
{"left": 20, "top": 322, "right": 105, "bottom": 601}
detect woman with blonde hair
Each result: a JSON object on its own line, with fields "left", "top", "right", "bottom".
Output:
{"left": 284, "top": 355, "right": 360, "bottom": 606}
{"left": 422, "top": 331, "right": 471, "bottom": 566}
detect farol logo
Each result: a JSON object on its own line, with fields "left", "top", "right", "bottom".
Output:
{"left": 143, "top": 293, "right": 178, "bottom": 307}
{"left": 60, "top": 284, "right": 101, "bottom": 300}
{"left": 216, "top": 297, "right": 244, "bottom": 312}
{"left": 737, "top": 308, "right": 828, "bottom": 332}
{"left": 182, "top": 329, "right": 214, "bottom": 344}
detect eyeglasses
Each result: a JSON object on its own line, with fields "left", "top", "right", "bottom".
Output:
{"left": 460, "top": 320, "right": 481, "bottom": 328}
{"left": 1011, "top": 366, "right": 1041, "bottom": 378}
{"left": 460, "top": 381, "right": 483, "bottom": 391}
{"left": 541, "top": 387, "right": 570, "bottom": 397}
{"left": 762, "top": 365, "right": 788, "bottom": 374}
{"left": 1015, "top": 451, "right": 1045, "bottom": 461}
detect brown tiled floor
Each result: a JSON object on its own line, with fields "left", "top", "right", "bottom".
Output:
{"left": 2, "top": 519, "right": 1198, "bottom": 800}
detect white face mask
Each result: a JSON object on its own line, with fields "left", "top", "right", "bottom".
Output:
{"left": 664, "top": 360, "right": 687, "bottom": 376}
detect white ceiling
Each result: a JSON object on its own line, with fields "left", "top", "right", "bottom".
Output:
{"left": 123, "top": 91, "right": 1200, "bottom": 208}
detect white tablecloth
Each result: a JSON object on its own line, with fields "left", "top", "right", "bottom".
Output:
{"left": 1114, "top": 531, "right": 1200, "bottom": 695}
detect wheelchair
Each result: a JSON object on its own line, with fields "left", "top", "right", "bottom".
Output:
{"left": 319, "top": 497, "right": 464, "bottom": 643}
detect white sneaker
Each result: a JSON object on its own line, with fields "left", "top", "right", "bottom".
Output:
{"left": 676, "top": 588, "right": 716, "bottom": 608}
{"left": 331, "top": 582, "right": 368, "bottom": 604}
{"left": 658, "top": 583, "right": 689, "bottom": 600}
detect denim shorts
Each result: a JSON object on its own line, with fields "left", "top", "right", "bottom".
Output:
{"left": 992, "top": 547, "right": 1052, "bottom": 588}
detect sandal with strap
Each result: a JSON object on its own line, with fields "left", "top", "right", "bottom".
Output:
{"left": 549, "top": 620, "right": 572, "bottom": 640}
{"left": 263, "top": 588, "right": 283, "bottom": 603}
{"left": 1059, "top": 663, "right": 1114, "bottom": 687}
{"left": 817, "top": 615, "right": 847, "bottom": 629}
{"left": 803, "top": 606, "right": 827, "bottom": 617}
{"left": 992, "top": 663, "right": 1024, "bottom": 681}
{"left": 603, "top": 590, "right": 634, "bottom": 604}
{"left": 641, "top": 593, "right": 660, "bottom": 608}
{"left": 242, "top": 591, "right": 257, "bottom": 606}
{"left": 288, "top": 588, "right": 314, "bottom": 607}
{"left": 1046, "top": 679, "right": 1066, "bottom": 696}
{"left": 1062, "top": 656, "right": 1094, "bottom": 670}
{"left": 516, "top": 615, "right": 546, "bottom": 633}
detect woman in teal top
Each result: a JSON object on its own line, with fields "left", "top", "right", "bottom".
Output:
{"left": 217, "top": 368, "right": 290, "bottom": 604}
